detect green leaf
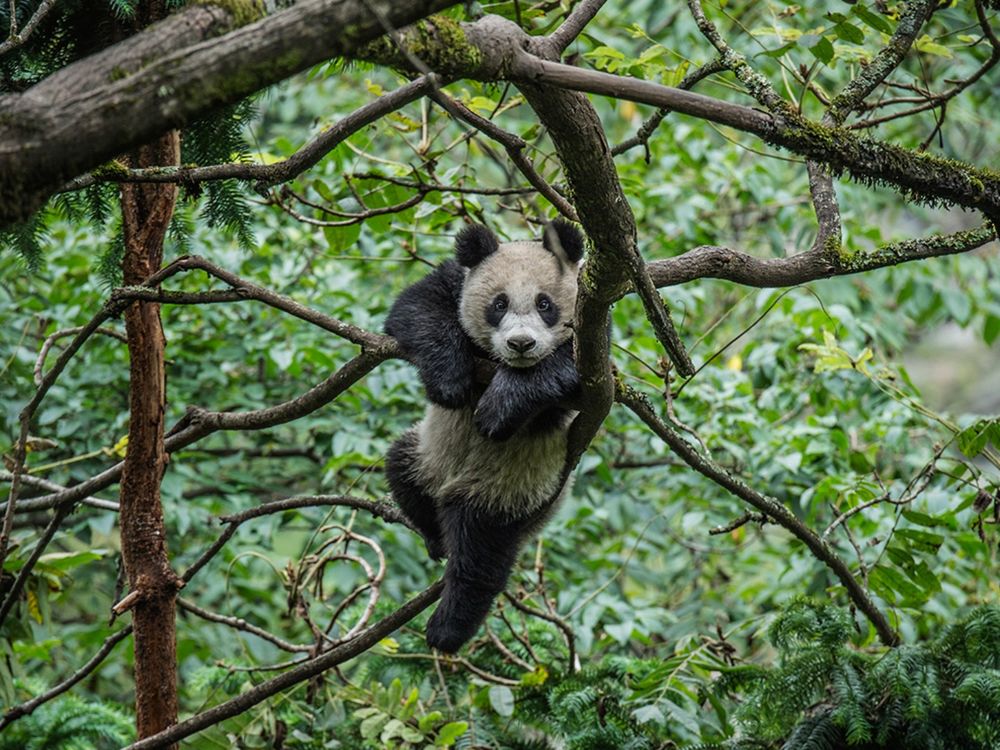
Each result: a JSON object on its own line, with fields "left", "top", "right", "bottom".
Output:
{"left": 852, "top": 5, "right": 893, "bottom": 34}
{"left": 37, "top": 550, "right": 105, "bottom": 572}
{"left": 759, "top": 41, "right": 798, "bottom": 59}
{"left": 417, "top": 711, "right": 443, "bottom": 733}
{"left": 804, "top": 34, "right": 835, "bottom": 64}
{"left": 488, "top": 685, "right": 515, "bottom": 717}
{"left": 984, "top": 314, "right": 1000, "bottom": 345}
{"left": 901, "top": 510, "right": 947, "bottom": 528}
{"left": 915, "top": 35, "right": 953, "bottom": 58}
{"left": 895, "top": 528, "right": 944, "bottom": 553}
{"left": 957, "top": 420, "right": 997, "bottom": 458}
{"left": 435, "top": 721, "right": 469, "bottom": 747}
{"left": 833, "top": 22, "right": 865, "bottom": 44}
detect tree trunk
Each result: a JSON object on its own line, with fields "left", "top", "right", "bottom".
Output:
{"left": 119, "top": 128, "right": 182, "bottom": 746}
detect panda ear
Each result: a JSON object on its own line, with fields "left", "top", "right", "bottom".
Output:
{"left": 455, "top": 224, "right": 499, "bottom": 268}
{"left": 542, "top": 219, "right": 585, "bottom": 264}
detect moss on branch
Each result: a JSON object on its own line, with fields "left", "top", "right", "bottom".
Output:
{"left": 356, "top": 15, "right": 483, "bottom": 75}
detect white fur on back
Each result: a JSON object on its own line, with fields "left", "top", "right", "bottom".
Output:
{"left": 414, "top": 405, "right": 574, "bottom": 514}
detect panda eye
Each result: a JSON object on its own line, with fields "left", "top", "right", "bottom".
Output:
{"left": 492, "top": 295, "right": 508, "bottom": 312}
{"left": 536, "top": 295, "right": 552, "bottom": 312}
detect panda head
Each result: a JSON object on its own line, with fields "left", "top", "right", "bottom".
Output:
{"left": 455, "top": 220, "right": 585, "bottom": 368}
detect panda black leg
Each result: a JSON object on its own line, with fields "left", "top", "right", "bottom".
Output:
{"left": 426, "top": 500, "right": 525, "bottom": 653}
{"left": 385, "top": 431, "right": 446, "bottom": 561}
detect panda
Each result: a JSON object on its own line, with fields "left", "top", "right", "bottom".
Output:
{"left": 384, "top": 219, "right": 585, "bottom": 653}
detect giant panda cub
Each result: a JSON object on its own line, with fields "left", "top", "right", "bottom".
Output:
{"left": 385, "top": 220, "right": 585, "bottom": 653}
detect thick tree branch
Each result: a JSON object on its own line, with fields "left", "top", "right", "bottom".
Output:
{"left": 548, "top": 0, "right": 610, "bottom": 53}
{"left": 0, "top": 0, "right": 460, "bottom": 225}
{"left": 642, "top": 223, "right": 996, "bottom": 292}
{"left": 508, "top": 54, "right": 1000, "bottom": 221}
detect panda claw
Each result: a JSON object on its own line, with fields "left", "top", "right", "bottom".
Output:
{"left": 426, "top": 609, "right": 473, "bottom": 654}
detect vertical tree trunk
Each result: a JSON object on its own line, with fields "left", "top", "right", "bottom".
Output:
{"left": 119, "top": 129, "right": 182, "bottom": 746}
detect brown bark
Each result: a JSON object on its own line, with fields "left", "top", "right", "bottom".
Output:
{"left": 119, "top": 129, "right": 182, "bottom": 745}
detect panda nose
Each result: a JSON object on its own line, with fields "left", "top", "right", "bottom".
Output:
{"left": 507, "top": 335, "right": 536, "bottom": 353}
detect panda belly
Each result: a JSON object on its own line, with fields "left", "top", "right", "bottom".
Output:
{"left": 413, "top": 404, "right": 572, "bottom": 515}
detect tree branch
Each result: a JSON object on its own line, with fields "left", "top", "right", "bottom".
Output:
{"left": 616, "top": 383, "right": 900, "bottom": 647}
{"left": 0, "top": 0, "right": 461, "bottom": 225}
{"left": 641, "top": 223, "right": 996, "bottom": 293}
{"left": 0, "top": 626, "right": 133, "bottom": 729}
{"left": 61, "top": 75, "right": 440, "bottom": 192}
{"left": 121, "top": 581, "right": 444, "bottom": 750}
{"left": 548, "top": 0, "right": 610, "bottom": 53}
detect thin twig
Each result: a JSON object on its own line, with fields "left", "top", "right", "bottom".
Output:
{"left": 0, "top": 0, "right": 56, "bottom": 56}
{"left": 63, "top": 76, "right": 441, "bottom": 192}
{"left": 548, "top": 0, "right": 610, "bottom": 53}
{"left": 0, "top": 626, "right": 133, "bottom": 729}
{"left": 430, "top": 91, "right": 578, "bottom": 222}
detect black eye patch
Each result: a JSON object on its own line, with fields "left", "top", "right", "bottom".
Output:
{"left": 536, "top": 293, "right": 560, "bottom": 327}
{"left": 485, "top": 293, "right": 508, "bottom": 327}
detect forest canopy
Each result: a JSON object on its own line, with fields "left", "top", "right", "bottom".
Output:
{"left": 1, "top": 0, "right": 999, "bottom": 748}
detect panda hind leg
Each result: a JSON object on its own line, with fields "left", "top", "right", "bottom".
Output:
{"left": 385, "top": 430, "right": 446, "bottom": 561}
{"left": 426, "top": 500, "right": 526, "bottom": 654}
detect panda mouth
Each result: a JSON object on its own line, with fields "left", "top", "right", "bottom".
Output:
{"left": 504, "top": 354, "right": 541, "bottom": 368}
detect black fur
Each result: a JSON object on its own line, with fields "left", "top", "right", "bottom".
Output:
{"left": 484, "top": 294, "right": 508, "bottom": 328}
{"left": 473, "top": 341, "right": 579, "bottom": 441}
{"left": 385, "top": 229, "right": 581, "bottom": 653}
{"left": 536, "top": 293, "right": 560, "bottom": 327}
{"left": 426, "top": 497, "right": 560, "bottom": 652}
{"left": 385, "top": 432, "right": 446, "bottom": 561}
{"left": 385, "top": 260, "right": 477, "bottom": 408}
{"left": 542, "top": 219, "right": 585, "bottom": 263}
{"left": 455, "top": 224, "right": 499, "bottom": 268}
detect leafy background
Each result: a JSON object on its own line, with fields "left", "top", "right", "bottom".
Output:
{"left": 1, "top": 0, "right": 999, "bottom": 747}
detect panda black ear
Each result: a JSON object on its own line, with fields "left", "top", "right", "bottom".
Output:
{"left": 542, "top": 219, "right": 585, "bottom": 264}
{"left": 455, "top": 224, "right": 499, "bottom": 268}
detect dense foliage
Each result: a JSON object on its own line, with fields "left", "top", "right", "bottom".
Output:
{"left": 2, "top": 0, "right": 999, "bottom": 747}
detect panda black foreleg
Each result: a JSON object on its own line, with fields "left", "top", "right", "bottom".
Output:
{"left": 385, "top": 430, "right": 446, "bottom": 561}
{"left": 474, "top": 341, "right": 580, "bottom": 440}
{"left": 426, "top": 500, "right": 527, "bottom": 653}
{"left": 385, "top": 261, "right": 476, "bottom": 409}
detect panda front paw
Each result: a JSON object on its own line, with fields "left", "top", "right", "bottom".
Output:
{"left": 473, "top": 392, "right": 521, "bottom": 441}
{"left": 422, "top": 368, "right": 473, "bottom": 409}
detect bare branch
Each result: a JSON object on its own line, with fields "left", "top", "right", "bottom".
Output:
{"left": 642, "top": 222, "right": 996, "bottom": 293}
{"left": 509, "top": 53, "right": 1000, "bottom": 220}
{"left": 62, "top": 76, "right": 440, "bottom": 192}
{"left": 114, "top": 254, "right": 385, "bottom": 348}
{"left": 548, "top": 0, "right": 610, "bottom": 53}
{"left": 121, "top": 581, "right": 444, "bottom": 750}
{"left": 0, "top": 0, "right": 462, "bottom": 225}
{"left": 0, "top": 0, "right": 56, "bottom": 56}
{"left": 611, "top": 57, "right": 726, "bottom": 158}
{"left": 0, "top": 473, "right": 119, "bottom": 513}
{"left": 430, "top": 91, "right": 579, "bottom": 222}
{"left": 826, "top": 0, "right": 937, "bottom": 124}
{"left": 616, "top": 383, "right": 899, "bottom": 647}
{"left": 178, "top": 598, "right": 311, "bottom": 653}
{"left": 0, "top": 626, "right": 133, "bottom": 729}
{"left": 34, "top": 325, "right": 127, "bottom": 385}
